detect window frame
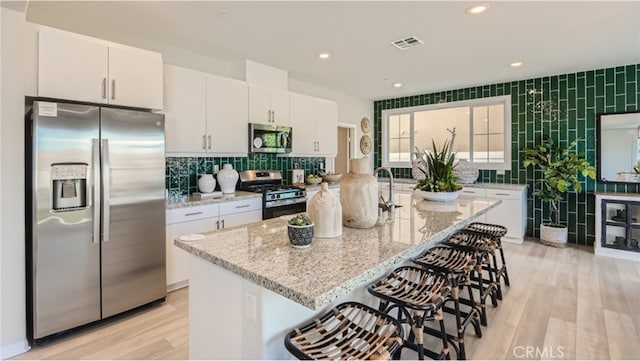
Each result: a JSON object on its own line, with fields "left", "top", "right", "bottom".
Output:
{"left": 381, "top": 95, "right": 512, "bottom": 171}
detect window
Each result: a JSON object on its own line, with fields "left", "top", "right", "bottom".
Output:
{"left": 382, "top": 95, "right": 511, "bottom": 170}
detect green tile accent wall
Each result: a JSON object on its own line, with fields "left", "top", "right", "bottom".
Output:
{"left": 166, "top": 154, "right": 324, "bottom": 195}
{"left": 374, "top": 64, "right": 640, "bottom": 246}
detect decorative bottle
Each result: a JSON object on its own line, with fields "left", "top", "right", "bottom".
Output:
{"left": 308, "top": 182, "right": 342, "bottom": 238}
{"left": 217, "top": 164, "right": 239, "bottom": 194}
{"left": 340, "top": 157, "right": 378, "bottom": 228}
{"left": 198, "top": 174, "right": 216, "bottom": 193}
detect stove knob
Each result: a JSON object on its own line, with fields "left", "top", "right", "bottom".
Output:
{"left": 276, "top": 194, "right": 281, "bottom": 199}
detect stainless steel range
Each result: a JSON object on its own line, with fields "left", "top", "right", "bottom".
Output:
{"left": 238, "top": 170, "right": 306, "bottom": 219}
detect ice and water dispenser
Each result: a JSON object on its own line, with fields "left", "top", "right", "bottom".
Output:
{"left": 51, "top": 163, "right": 88, "bottom": 211}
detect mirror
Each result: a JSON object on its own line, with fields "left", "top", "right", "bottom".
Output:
{"left": 597, "top": 110, "right": 640, "bottom": 183}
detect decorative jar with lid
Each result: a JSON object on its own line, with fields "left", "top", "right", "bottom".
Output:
{"left": 217, "top": 164, "right": 239, "bottom": 194}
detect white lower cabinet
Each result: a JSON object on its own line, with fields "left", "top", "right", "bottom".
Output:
{"left": 461, "top": 186, "right": 527, "bottom": 243}
{"left": 165, "top": 197, "right": 262, "bottom": 290}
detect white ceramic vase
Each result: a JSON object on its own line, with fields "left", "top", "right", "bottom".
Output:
{"left": 340, "top": 157, "right": 378, "bottom": 229}
{"left": 198, "top": 174, "right": 216, "bottom": 193}
{"left": 452, "top": 159, "right": 479, "bottom": 184}
{"left": 217, "top": 164, "right": 239, "bottom": 194}
{"left": 308, "top": 182, "right": 342, "bottom": 238}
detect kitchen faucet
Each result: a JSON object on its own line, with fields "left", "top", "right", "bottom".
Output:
{"left": 373, "top": 167, "right": 395, "bottom": 219}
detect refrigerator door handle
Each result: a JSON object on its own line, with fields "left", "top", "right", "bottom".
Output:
{"left": 102, "top": 139, "right": 111, "bottom": 242}
{"left": 92, "top": 138, "right": 101, "bottom": 244}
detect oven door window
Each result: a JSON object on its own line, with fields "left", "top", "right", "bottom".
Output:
{"left": 264, "top": 202, "right": 306, "bottom": 219}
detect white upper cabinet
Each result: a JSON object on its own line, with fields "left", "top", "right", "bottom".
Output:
{"left": 164, "top": 64, "right": 248, "bottom": 155}
{"left": 248, "top": 85, "right": 290, "bottom": 125}
{"left": 206, "top": 75, "right": 248, "bottom": 154}
{"left": 290, "top": 93, "right": 317, "bottom": 154}
{"left": 290, "top": 92, "right": 338, "bottom": 156}
{"left": 108, "top": 46, "right": 163, "bottom": 109}
{"left": 38, "top": 30, "right": 108, "bottom": 104}
{"left": 37, "top": 28, "right": 163, "bottom": 110}
{"left": 315, "top": 99, "right": 338, "bottom": 155}
{"left": 164, "top": 65, "right": 207, "bottom": 153}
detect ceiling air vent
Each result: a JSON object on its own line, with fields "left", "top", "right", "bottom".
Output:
{"left": 390, "top": 36, "right": 424, "bottom": 50}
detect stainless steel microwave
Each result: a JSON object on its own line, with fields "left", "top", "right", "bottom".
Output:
{"left": 249, "top": 123, "right": 292, "bottom": 153}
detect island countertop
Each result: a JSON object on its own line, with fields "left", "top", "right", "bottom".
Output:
{"left": 175, "top": 193, "right": 501, "bottom": 310}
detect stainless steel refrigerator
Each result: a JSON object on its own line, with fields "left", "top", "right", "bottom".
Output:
{"left": 26, "top": 100, "right": 166, "bottom": 342}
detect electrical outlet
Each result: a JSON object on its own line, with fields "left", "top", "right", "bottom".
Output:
{"left": 245, "top": 292, "right": 257, "bottom": 322}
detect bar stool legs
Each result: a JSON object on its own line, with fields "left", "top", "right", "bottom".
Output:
{"left": 369, "top": 267, "right": 453, "bottom": 360}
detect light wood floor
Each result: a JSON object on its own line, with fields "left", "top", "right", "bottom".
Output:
{"left": 13, "top": 239, "right": 640, "bottom": 360}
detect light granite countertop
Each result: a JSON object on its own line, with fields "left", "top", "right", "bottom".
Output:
{"left": 295, "top": 182, "right": 341, "bottom": 192}
{"left": 378, "top": 178, "right": 528, "bottom": 191}
{"left": 166, "top": 191, "right": 262, "bottom": 209}
{"left": 175, "top": 193, "right": 501, "bottom": 310}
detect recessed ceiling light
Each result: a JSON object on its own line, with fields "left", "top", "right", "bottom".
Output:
{"left": 318, "top": 52, "right": 331, "bottom": 60}
{"left": 466, "top": 3, "right": 489, "bottom": 14}
{"left": 393, "top": 82, "right": 403, "bottom": 88}
{"left": 510, "top": 61, "right": 523, "bottom": 67}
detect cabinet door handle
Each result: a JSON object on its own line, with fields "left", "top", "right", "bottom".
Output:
{"left": 111, "top": 79, "right": 116, "bottom": 100}
{"left": 202, "top": 134, "right": 207, "bottom": 150}
{"left": 208, "top": 134, "right": 212, "bottom": 150}
{"left": 494, "top": 193, "right": 510, "bottom": 196}
{"left": 235, "top": 204, "right": 251, "bottom": 209}
{"left": 216, "top": 220, "right": 220, "bottom": 230}
{"left": 185, "top": 211, "right": 203, "bottom": 217}
{"left": 267, "top": 110, "right": 271, "bottom": 123}
{"left": 272, "top": 110, "right": 275, "bottom": 122}
{"left": 462, "top": 191, "right": 476, "bottom": 194}
{"left": 102, "top": 78, "right": 107, "bottom": 99}
{"left": 221, "top": 219, "right": 225, "bottom": 229}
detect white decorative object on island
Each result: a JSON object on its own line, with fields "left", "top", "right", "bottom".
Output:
{"left": 453, "top": 159, "right": 479, "bottom": 184}
{"left": 415, "top": 190, "right": 460, "bottom": 202}
{"left": 217, "top": 164, "right": 239, "bottom": 194}
{"left": 340, "top": 157, "right": 378, "bottom": 228}
{"left": 308, "top": 183, "right": 342, "bottom": 238}
{"left": 197, "top": 174, "right": 216, "bottom": 193}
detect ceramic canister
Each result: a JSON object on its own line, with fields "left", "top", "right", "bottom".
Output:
{"left": 198, "top": 174, "right": 216, "bottom": 193}
{"left": 217, "top": 164, "right": 239, "bottom": 194}
{"left": 308, "top": 182, "right": 342, "bottom": 238}
{"left": 340, "top": 157, "right": 378, "bottom": 228}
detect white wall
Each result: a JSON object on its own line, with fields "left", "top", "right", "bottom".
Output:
{"left": 0, "top": 7, "right": 29, "bottom": 359}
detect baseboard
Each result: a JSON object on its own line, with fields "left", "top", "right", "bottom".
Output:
{"left": 502, "top": 236, "right": 524, "bottom": 245}
{"left": 1, "top": 339, "right": 30, "bottom": 359}
{"left": 167, "top": 279, "right": 189, "bottom": 292}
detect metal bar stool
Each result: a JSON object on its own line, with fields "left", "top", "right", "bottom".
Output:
{"left": 284, "top": 302, "right": 404, "bottom": 360}
{"left": 368, "top": 266, "right": 452, "bottom": 360}
{"left": 443, "top": 229, "right": 500, "bottom": 326}
{"left": 465, "top": 222, "right": 511, "bottom": 293}
{"left": 412, "top": 245, "right": 483, "bottom": 360}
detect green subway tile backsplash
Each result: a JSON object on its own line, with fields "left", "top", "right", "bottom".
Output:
{"left": 166, "top": 154, "right": 325, "bottom": 195}
{"left": 373, "top": 63, "right": 640, "bottom": 246}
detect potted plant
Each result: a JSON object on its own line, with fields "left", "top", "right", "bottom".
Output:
{"left": 287, "top": 213, "right": 314, "bottom": 249}
{"left": 523, "top": 137, "right": 596, "bottom": 247}
{"left": 413, "top": 139, "right": 462, "bottom": 202}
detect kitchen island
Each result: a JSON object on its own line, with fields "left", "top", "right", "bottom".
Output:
{"left": 175, "top": 192, "right": 501, "bottom": 359}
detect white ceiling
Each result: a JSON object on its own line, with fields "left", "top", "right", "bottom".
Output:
{"left": 20, "top": 1, "right": 640, "bottom": 100}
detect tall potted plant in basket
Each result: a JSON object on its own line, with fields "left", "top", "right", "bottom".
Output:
{"left": 523, "top": 137, "right": 595, "bottom": 247}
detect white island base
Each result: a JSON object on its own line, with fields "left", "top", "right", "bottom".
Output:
{"left": 189, "top": 255, "right": 374, "bottom": 360}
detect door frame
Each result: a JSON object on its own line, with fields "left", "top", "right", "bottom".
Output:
{"left": 337, "top": 123, "right": 356, "bottom": 173}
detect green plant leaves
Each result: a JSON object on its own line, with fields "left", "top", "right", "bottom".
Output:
{"left": 522, "top": 136, "right": 596, "bottom": 225}
{"left": 414, "top": 139, "right": 461, "bottom": 193}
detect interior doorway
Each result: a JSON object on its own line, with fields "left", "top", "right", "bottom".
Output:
{"left": 336, "top": 124, "right": 355, "bottom": 175}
